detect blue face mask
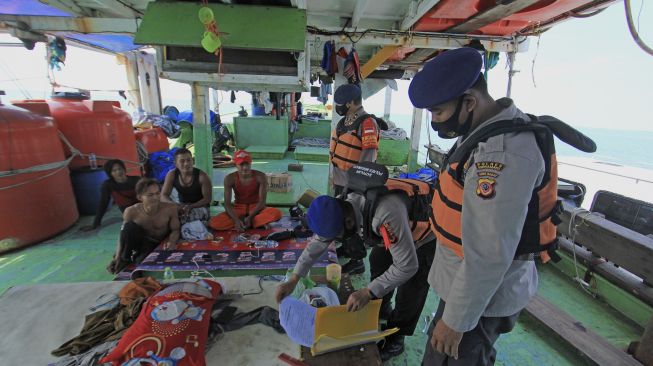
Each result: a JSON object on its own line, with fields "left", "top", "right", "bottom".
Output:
{"left": 430, "top": 96, "right": 473, "bottom": 139}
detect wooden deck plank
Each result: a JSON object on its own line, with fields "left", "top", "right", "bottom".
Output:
{"left": 524, "top": 294, "right": 642, "bottom": 366}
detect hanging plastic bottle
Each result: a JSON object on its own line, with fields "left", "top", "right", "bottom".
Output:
{"left": 163, "top": 266, "right": 175, "bottom": 281}
{"left": 89, "top": 153, "right": 98, "bottom": 170}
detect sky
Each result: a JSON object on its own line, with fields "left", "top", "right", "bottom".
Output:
{"left": 0, "top": 1, "right": 651, "bottom": 130}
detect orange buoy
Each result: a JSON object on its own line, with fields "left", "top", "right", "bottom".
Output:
{"left": 13, "top": 92, "right": 141, "bottom": 176}
{"left": 0, "top": 104, "right": 79, "bottom": 253}
{"left": 135, "top": 127, "right": 169, "bottom": 154}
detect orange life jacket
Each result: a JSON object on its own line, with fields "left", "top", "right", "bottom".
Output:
{"left": 329, "top": 114, "right": 380, "bottom": 171}
{"left": 345, "top": 162, "right": 435, "bottom": 248}
{"left": 431, "top": 116, "right": 596, "bottom": 263}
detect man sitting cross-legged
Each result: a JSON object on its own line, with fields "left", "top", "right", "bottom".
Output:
{"left": 107, "top": 178, "right": 180, "bottom": 274}
{"left": 209, "top": 150, "right": 282, "bottom": 231}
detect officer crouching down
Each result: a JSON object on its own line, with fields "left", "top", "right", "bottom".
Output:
{"left": 275, "top": 162, "right": 437, "bottom": 361}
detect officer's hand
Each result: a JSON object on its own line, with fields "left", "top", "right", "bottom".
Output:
{"left": 275, "top": 273, "right": 299, "bottom": 303}
{"left": 430, "top": 319, "right": 463, "bottom": 360}
{"left": 346, "top": 288, "right": 372, "bottom": 312}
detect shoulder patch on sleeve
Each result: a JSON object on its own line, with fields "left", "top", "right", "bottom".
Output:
{"left": 360, "top": 118, "right": 379, "bottom": 149}
{"left": 380, "top": 222, "right": 397, "bottom": 250}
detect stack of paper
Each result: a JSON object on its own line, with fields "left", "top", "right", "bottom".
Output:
{"left": 280, "top": 297, "right": 398, "bottom": 356}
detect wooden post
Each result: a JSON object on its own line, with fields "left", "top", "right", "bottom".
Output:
{"left": 407, "top": 107, "right": 423, "bottom": 172}
{"left": 191, "top": 82, "right": 212, "bottom": 177}
{"left": 383, "top": 85, "right": 392, "bottom": 122}
{"left": 328, "top": 43, "right": 349, "bottom": 196}
{"left": 116, "top": 52, "right": 142, "bottom": 111}
{"left": 135, "top": 51, "right": 162, "bottom": 114}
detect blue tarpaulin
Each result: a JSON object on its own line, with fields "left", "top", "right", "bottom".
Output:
{"left": 0, "top": 0, "right": 141, "bottom": 53}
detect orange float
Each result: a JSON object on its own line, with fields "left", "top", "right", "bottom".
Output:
{"left": 135, "top": 127, "right": 169, "bottom": 154}
{"left": 413, "top": 0, "right": 597, "bottom": 35}
{"left": 13, "top": 92, "right": 141, "bottom": 176}
{"left": 0, "top": 104, "right": 79, "bottom": 253}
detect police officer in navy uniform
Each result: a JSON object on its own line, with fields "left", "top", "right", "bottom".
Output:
{"left": 410, "top": 47, "right": 548, "bottom": 365}
{"left": 330, "top": 84, "right": 383, "bottom": 275}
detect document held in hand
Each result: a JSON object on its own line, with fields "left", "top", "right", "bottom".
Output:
{"left": 280, "top": 297, "right": 399, "bottom": 356}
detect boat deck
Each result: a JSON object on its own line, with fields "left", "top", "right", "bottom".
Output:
{"left": 0, "top": 153, "right": 647, "bottom": 365}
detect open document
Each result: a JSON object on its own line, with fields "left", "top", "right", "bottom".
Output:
{"left": 279, "top": 297, "right": 398, "bottom": 356}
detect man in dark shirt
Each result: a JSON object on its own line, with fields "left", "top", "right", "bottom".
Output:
{"left": 160, "top": 148, "right": 212, "bottom": 224}
{"left": 81, "top": 159, "right": 139, "bottom": 231}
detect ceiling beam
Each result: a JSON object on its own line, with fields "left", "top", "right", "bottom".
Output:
{"left": 351, "top": 0, "right": 370, "bottom": 28}
{"left": 90, "top": 0, "right": 144, "bottom": 17}
{"left": 306, "top": 32, "right": 524, "bottom": 53}
{"left": 0, "top": 15, "right": 139, "bottom": 34}
{"left": 446, "top": 0, "right": 541, "bottom": 34}
{"left": 40, "top": 0, "right": 95, "bottom": 17}
{"left": 308, "top": 11, "right": 402, "bottom": 22}
{"left": 400, "top": 0, "right": 442, "bottom": 31}
{"left": 360, "top": 45, "right": 399, "bottom": 79}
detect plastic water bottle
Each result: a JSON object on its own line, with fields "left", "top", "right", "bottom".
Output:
{"left": 163, "top": 267, "right": 175, "bottom": 281}
{"left": 89, "top": 153, "right": 97, "bottom": 170}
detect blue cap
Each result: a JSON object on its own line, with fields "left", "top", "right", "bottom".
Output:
{"left": 334, "top": 84, "right": 362, "bottom": 104}
{"left": 307, "top": 195, "right": 344, "bottom": 238}
{"left": 408, "top": 47, "right": 483, "bottom": 108}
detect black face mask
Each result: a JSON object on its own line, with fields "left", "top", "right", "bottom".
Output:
{"left": 431, "top": 96, "right": 474, "bottom": 139}
{"left": 335, "top": 103, "right": 349, "bottom": 116}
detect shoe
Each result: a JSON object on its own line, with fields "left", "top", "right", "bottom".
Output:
{"left": 341, "top": 259, "right": 365, "bottom": 275}
{"left": 379, "top": 335, "right": 405, "bottom": 361}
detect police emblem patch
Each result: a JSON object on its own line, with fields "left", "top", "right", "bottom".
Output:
{"left": 380, "top": 222, "right": 398, "bottom": 249}
{"left": 476, "top": 178, "right": 496, "bottom": 199}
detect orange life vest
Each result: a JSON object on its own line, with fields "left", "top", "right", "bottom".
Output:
{"left": 345, "top": 162, "right": 435, "bottom": 248}
{"left": 431, "top": 116, "right": 596, "bottom": 263}
{"left": 329, "top": 114, "right": 380, "bottom": 171}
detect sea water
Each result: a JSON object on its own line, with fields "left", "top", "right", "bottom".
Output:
{"left": 390, "top": 114, "right": 653, "bottom": 206}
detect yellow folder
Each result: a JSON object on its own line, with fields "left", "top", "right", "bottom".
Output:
{"left": 311, "top": 299, "right": 399, "bottom": 356}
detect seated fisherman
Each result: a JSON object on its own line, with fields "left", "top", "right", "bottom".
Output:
{"left": 275, "top": 163, "right": 436, "bottom": 361}
{"left": 80, "top": 159, "right": 140, "bottom": 231}
{"left": 161, "top": 148, "right": 212, "bottom": 224}
{"left": 209, "top": 150, "right": 282, "bottom": 231}
{"left": 107, "top": 178, "right": 180, "bottom": 274}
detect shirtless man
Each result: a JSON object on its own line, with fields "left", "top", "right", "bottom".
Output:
{"left": 107, "top": 178, "right": 180, "bottom": 274}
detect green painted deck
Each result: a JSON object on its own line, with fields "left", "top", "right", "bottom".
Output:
{"left": 293, "top": 146, "right": 330, "bottom": 162}
{"left": 0, "top": 155, "right": 648, "bottom": 365}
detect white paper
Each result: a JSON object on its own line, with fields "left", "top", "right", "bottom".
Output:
{"left": 279, "top": 296, "right": 316, "bottom": 347}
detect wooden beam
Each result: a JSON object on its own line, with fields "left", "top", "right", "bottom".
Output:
{"left": 400, "top": 0, "right": 443, "bottom": 31}
{"left": 351, "top": 0, "right": 369, "bottom": 28}
{"left": 524, "top": 295, "right": 642, "bottom": 366}
{"left": 41, "top": 0, "right": 94, "bottom": 17}
{"left": 558, "top": 201, "right": 653, "bottom": 285}
{"left": 361, "top": 45, "right": 399, "bottom": 79}
{"left": 93, "top": 0, "right": 144, "bottom": 17}
{"left": 306, "top": 33, "right": 523, "bottom": 53}
{"left": 446, "top": 0, "right": 541, "bottom": 34}
{"left": 0, "top": 15, "right": 139, "bottom": 34}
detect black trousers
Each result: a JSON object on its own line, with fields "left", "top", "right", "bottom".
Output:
{"left": 369, "top": 239, "right": 436, "bottom": 336}
{"left": 118, "top": 221, "right": 160, "bottom": 263}
{"left": 422, "top": 300, "right": 519, "bottom": 366}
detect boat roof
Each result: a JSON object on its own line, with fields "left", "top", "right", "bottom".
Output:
{"left": 0, "top": 0, "right": 615, "bottom": 60}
